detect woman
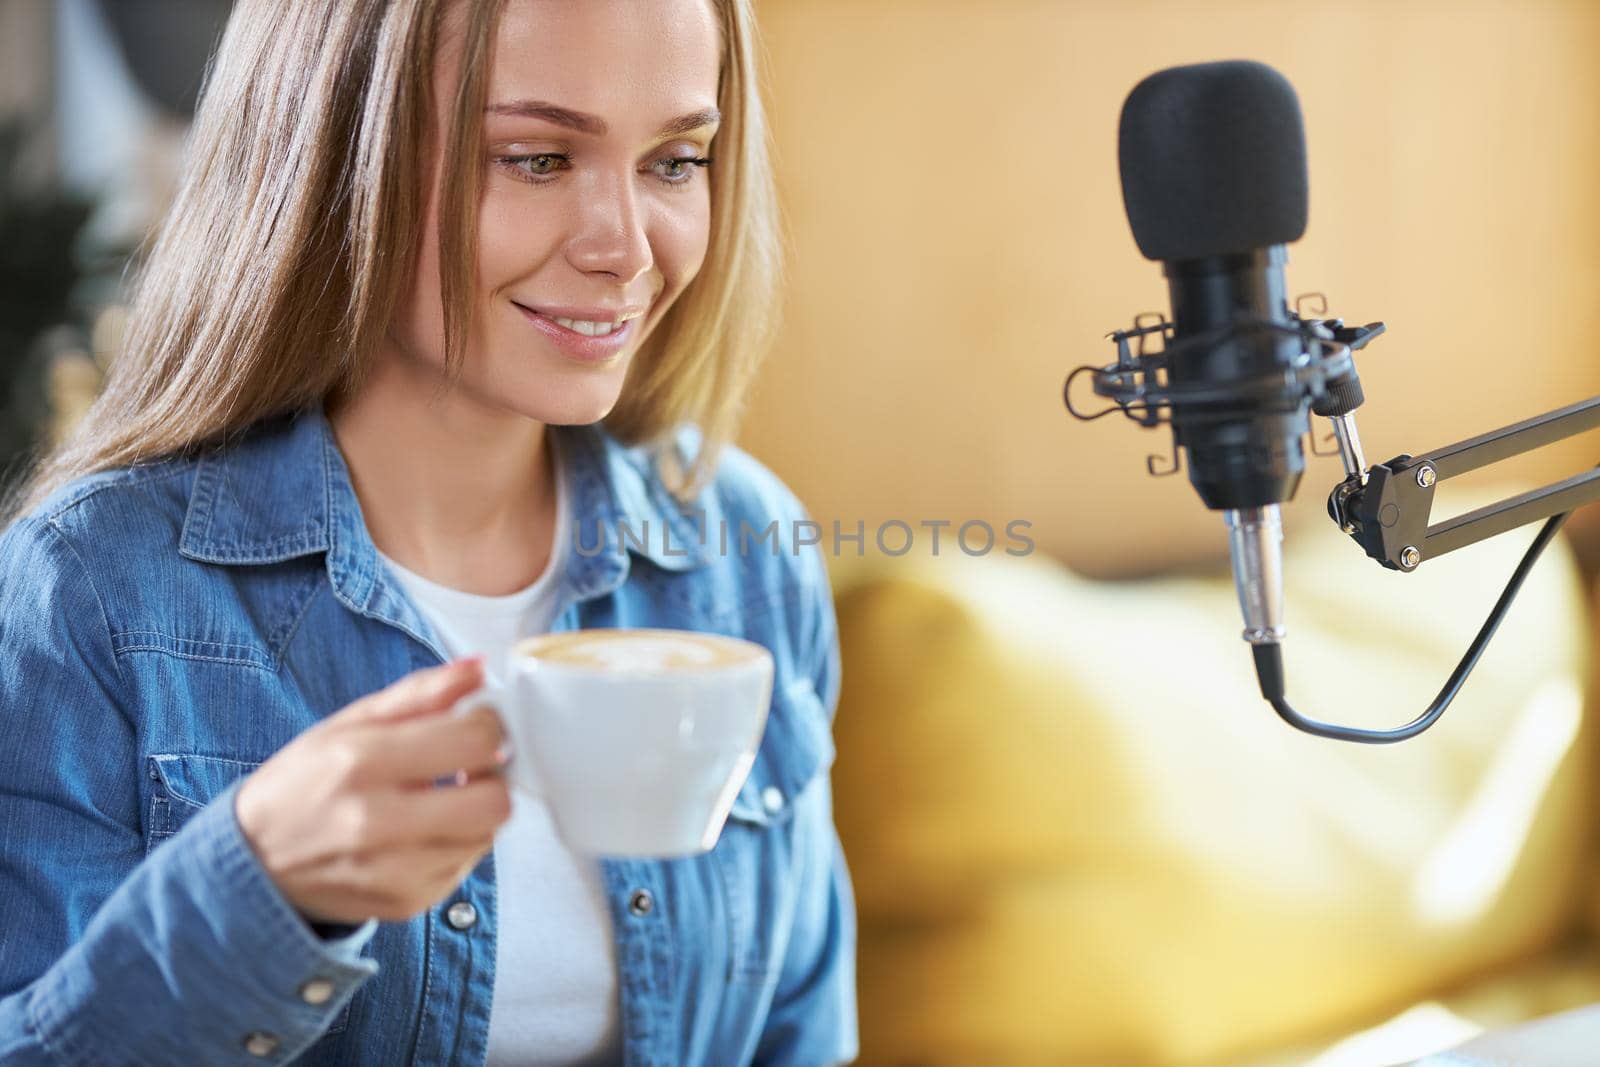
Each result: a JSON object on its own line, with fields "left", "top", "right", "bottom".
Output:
{"left": 0, "top": 1, "right": 856, "bottom": 1064}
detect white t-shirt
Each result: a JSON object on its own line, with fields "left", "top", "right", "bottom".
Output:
{"left": 376, "top": 456, "right": 622, "bottom": 1067}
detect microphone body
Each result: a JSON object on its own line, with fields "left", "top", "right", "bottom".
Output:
{"left": 1118, "top": 60, "right": 1313, "bottom": 646}
{"left": 1165, "top": 249, "right": 1301, "bottom": 645}
{"left": 1080, "top": 58, "right": 1533, "bottom": 744}
{"left": 1164, "top": 248, "right": 1307, "bottom": 512}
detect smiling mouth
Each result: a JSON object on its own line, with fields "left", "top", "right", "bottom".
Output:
{"left": 512, "top": 303, "right": 647, "bottom": 338}
{"left": 511, "top": 301, "right": 649, "bottom": 360}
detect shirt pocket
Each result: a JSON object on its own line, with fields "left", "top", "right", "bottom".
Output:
{"left": 714, "top": 677, "right": 837, "bottom": 986}
{"left": 144, "top": 752, "right": 359, "bottom": 1037}
{"left": 144, "top": 753, "right": 262, "bottom": 850}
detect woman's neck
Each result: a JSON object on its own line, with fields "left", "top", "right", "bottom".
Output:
{"left": 327, "top": 350, "right": 558, "bottom": 596}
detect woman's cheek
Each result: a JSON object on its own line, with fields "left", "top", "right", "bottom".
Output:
{"left": 478, "top": 187, "right": 561, "bottom": 274}
{"left": 653, "top": 198, "right": 712, "bottom": 289}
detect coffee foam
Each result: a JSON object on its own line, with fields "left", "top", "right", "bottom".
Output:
{"left": 517, "top": 629, "right": 762, "bottom": 673}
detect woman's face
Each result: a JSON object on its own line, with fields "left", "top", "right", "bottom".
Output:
{"left": 393, "top": 0, "right": 721, "bottom": 424}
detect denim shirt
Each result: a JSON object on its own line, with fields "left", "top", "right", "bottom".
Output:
{"left": 0, "top": 405, "right": 857, "bottom": 1067}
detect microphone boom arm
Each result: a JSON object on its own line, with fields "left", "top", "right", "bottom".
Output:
{"left": 1258, "top": 393, "right": 1600, "bottom": 743}
{"left": 1333, "top": 395, "right": 1600, "bottom": 571}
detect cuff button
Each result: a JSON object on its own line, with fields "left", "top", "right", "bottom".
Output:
{"left": 298, "top": 977, "right": 336, "bottom": 1005}
{"left": 243, "top": 1031, "right": 281, "bottom": 1057}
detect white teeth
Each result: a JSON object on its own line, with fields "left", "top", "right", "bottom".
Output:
{"left": 548, "top": 315, "right": 620, "bottom": 337}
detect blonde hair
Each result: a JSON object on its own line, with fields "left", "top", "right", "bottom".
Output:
{"left": 3, "top": 0, "right": 780, "bottom": 525}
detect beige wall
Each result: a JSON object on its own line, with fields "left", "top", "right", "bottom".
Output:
{"left": 739, "top": 0, "right": 1600, "bottom": 578}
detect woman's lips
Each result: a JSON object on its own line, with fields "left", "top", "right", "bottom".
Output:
{"left": 512, "top": 302, "right": 636, "bottom": 362}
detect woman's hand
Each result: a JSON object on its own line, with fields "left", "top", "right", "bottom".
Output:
{"left": 234, "top": 657, "right": 512, "bottom": 925}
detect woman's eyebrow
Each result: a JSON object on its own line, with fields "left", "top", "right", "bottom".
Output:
{"left": 484, "top": 101, "right": 721, "bottom": 138}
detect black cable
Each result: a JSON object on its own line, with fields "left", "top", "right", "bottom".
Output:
{"left": 1251, "top": 509, "right": 1572, "bottom": 744}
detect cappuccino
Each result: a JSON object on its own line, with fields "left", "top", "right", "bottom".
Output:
{"left": 459, "top": 626, "right": 775, "bottom": 855}
{"left": 516, "top": 628, "right": 764, "bottom": 674}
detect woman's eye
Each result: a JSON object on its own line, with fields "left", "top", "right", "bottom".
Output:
{"left": 651, "top": 156, "right": 713, "bottom": 185}
{"left": 495, "top": 152, "right": 711, "bottom": 186}
{"left": 500, "top": 153, "right": 570, "bottom": 182}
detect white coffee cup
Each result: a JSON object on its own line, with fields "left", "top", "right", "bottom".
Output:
{"left": 450, "top": 628, "right": 774, "bottom": 857}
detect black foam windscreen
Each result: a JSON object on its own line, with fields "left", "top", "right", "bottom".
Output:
{"left": 1118, "top": 60, "right": 1309, "bottom": 262}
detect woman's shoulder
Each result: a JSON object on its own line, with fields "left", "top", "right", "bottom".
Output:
{"left": 659, "top": 423, "right": 813, "bottom": 527}
{"left": 5, "top": 409, "right": 316, "bottom": 571}
{"left": 706, "top": 444, "right": 810, "bottom": 529}
{"left": 581, "top": 420, "right": 827, "bottom": 589}
{"left": 660, "top": 426, "right": 829, "bottom": 597}
{"left": 6, "top": 458, "right": 197, "bottom": 558}
{"left": 574, "top": 421, "right": 815, "bottom": 546}
{"left": 0, "top": 459, "right": 200, "bottom": 666}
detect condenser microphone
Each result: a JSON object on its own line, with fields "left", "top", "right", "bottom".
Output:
{"left": 1117, "top": 59, "right": 1312, "bottom": 646}
{"left": 1081, "top": 59, "right": 1570, "bottom": 747}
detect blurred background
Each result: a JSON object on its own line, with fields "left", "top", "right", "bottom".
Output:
{"left": 7, "top": 1, "right": 1600, "bottom": 1065}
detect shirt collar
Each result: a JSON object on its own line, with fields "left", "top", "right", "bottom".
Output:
{"left": 178, "top": 404, "right": 711, "bottom": 608}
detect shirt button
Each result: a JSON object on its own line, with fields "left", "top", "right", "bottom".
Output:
{"left": 445, "top": 900, "right": 478, "bottom": 930}
{"left": 242, "top": 1031, "right": 280, "bottom": 1057}
{"left": 298, "top": 977, "right": 336, "bottom": 1006}
{"left": 629, "top": 889, "right": 654, "bottom": 917}
{"left": 762, "top": 786, "right": 785, "bottom": 814}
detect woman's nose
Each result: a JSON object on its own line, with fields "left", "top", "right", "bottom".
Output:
{"left": 566, "top": 176, "right": 652, "bottom": 283}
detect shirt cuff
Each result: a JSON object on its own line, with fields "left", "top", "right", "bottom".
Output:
{"left": 29, "top": 780, "right": 380, "bottom": 1065}
{"left": 314, "top": 918, "right": 380, "bottom": 965}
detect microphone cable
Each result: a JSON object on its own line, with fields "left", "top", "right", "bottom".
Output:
{"left": 1251, "top": 508, "right": 1573, "bottom": 743}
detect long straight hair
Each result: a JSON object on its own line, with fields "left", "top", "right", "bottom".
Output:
{"left": 3, "top": 0, "right": 780, "bottom": 525}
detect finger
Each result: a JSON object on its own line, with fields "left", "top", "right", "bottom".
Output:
{"left": 361, "top": 704, "right": 509, "bottom": 787}
{"left": 456, "top": 763, "right": 509, "bottom": 786}
{"left": 342, "top": 657, "right": 486, "bottom": 725}
{"left": 370, "top": 777, "right": 514, "bottom": 848}
{"left": 386, "top": 842, "right": 491, "bottom": 887}
{"left": 323, "top": 844, "right": 495, "bottom": 922}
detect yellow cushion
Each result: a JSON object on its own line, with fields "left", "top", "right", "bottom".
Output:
{"left": 1219, "top": 936, "right": 1600, "bottom": 1067}
{"left": 830, "top": 497, "right": 1596, "bottom": 1065}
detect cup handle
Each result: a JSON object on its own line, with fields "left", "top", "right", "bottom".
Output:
{"left": 448, "top": 681, "right": 543, "bottom": 799}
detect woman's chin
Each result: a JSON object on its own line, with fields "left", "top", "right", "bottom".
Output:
{"left": 454, "top": 356, "right": 629, "bottom": 426}
{"left": 521, "top": 391, "right": 623, "bottom": 428}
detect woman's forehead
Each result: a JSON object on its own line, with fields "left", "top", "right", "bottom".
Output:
{"left": 482, "top": 0, "right": 721, "bottom": 128}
